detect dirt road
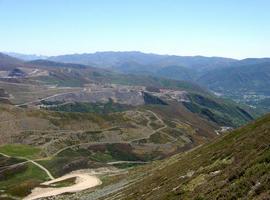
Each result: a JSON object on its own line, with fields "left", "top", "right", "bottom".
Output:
{"left": 24, "top": 172, "right": 102, "bottom": 200}
{"left": 15, "top": 91, "right": 81, "bottom": 107}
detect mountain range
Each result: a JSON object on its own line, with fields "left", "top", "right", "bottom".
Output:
{"left": 6, "top": 51, "right": 270, "bottom": 110}
{"left": 0, "top": 51, "right": 269, "bottom": 199}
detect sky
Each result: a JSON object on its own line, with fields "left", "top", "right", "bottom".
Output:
{"left": 0, "top": 0, "right": 269, "bottom": 58}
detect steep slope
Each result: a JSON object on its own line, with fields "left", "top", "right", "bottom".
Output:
{"left": 88, "top": 113, "right": 270, "bottom": 200}
{"left": 183, "top": 93, "right": 254, "bottom": 127}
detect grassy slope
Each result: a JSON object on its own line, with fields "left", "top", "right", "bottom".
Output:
{"left": 0, "top": 144, "right": 41, "bottom": 159}
{"left": 43, "top": 100, "right": 133, "bottom": 114}
{"left": 0, "top": 98, "right": 257, "bottom": 199}
{"left": 0, "top": 162, "right": 48, "bottom": 198}
{"left": 183, "top": 93, "right": 255, "bottom": 127}
{"left": 103, "top": 113, "right": 270, "bottom": 200}
{"left": 0, "top": 145, "right": 48, "bottom": 198}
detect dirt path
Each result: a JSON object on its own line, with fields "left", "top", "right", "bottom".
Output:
{"left": 51, "top": 110, "right": 167, "bottom": 157}
{"left": 1, "top": 153, "right": 102, "bottom": 199}
{"left": 0, "top": 110, "right": 167, "bottom": 199}
{"left": 0, "top": 152, "right": 11, "bottom": 158}
{"left": 51, "top": 141, "right": 130, "bottom": 157}
{"left": 107, "top": 161, "right": 148, "bottom": 165}
{"left": 24, "top": 172, "right": 102, "bottom": 200}
{"left": 15, "top": 91, "right": 82, "bottom": 107}
{"left": 131, "top": 110, "right": 168, "bottom": 142}
{"left": 1, "top": 109, "right": 165, "bottom": 179}
{"left": 28, "top": 160, "right": 54, "bottom": 180}
{"left": 146, "top": 110, "right": 163, "bottom": 123}
{"left": 160, "top": 131, "right": 178, "bottom": 142}
{"left": 0, "top": 152, "right": 54, "bottom": 180}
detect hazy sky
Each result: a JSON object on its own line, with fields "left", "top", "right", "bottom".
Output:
{"left": 0, "top": 0, "right": 269, "bottom": 58}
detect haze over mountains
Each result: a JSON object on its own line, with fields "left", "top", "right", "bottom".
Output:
{"left": 6, "top": 51, "right": 270, "bottom": 111}
{"left": 1, "top": 0, "right": 270, "bottom": 199}
{"left": 6, "top": 52, "right": 48, "bottom": 61}
{"left": 7, "top": 51, "right": 270, "bottom": 76}
{"left": 7, "top": 51, "right": 238, "bottom": 71}
{"left": 0, "top": 51, "right": 269, "bottom": 199}
{"left": 46, "top": 52, "right": 270, "bottom": 111}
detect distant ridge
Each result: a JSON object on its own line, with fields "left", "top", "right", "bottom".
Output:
{"left": 5, "top": 52, "right": 48, "bottom": 61}
{"left": 0, "top": 52, "right": 24, "bottom": 70}
{"left": 48, "top": 51, "right": 237, "bottom": 70}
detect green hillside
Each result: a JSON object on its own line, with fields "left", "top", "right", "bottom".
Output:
{"left": 91, "top": 113, "right": 270, "bottom": 200}
{"left": 183, "top": 93, "right": 254, "bottom": 127}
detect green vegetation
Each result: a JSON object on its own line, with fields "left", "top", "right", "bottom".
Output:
{"left": 111, "top": 162, "right": 146, "bottom": 169}
{"left": 0, "top": 162, "right": 48, "bottom": 197}
{"left": 37, "top": 148, "right": 104, "bottom": 177}
{"left": 0, "top": 144, "right": 41, "bottom": 159}
{"left": 143, "top": 92, "right": 168, "bottom": 105}
{"left": 43, "top": 99, "right": 132, "bottom": 114}
{"left": 138, "top": 132, "right": 173, "bottom": 144}
{"left": 105, "top": 113, "right": 270, "bottom": 200}
{"left": 0, "top": 145, "right": 47, "bottom": 198}
{"left": 33, "top": 61, "right": 209, "bottom": 96}
{"left": 183, "top": 93, "right": 254, "bottom": 127}
{"left": 198, "top": 62, "right": 270, "bottom": 112}
{"left": 38, "top": 143, "right": 144, "bottom": 177}
{"left": 253, "top": 98, "right": 270, "bottom": 113}
{"left": 36, "top": 73, "right": 87, "bottom": 87}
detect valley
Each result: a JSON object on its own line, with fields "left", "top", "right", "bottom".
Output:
{"left": 0, "top": 0, "right": 270, "bottom": 200}
{"left": 1, "top": 1, "right": 270, "bottom": 199}
{"left": 0, "top": 52, "right": 267, "bottom": 200}
{"left": 35, "top": 51, "right": 270, "bottom": 112}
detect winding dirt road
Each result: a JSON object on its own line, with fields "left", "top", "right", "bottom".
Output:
{"left": 131, "top": 110, "right": 168, "bottom": 143}
{"left": 50, "top": 109, "right": 167, "bottom": 157}
{"left": 15, "top": 91, "right": 81, "bottom": 107}
{"left": 1, "top": 109, "right": 165, "bottom": 199}
{"left": 24, "top": 172, "right": 102, "bottom": 200}
{"left": 1, "top": 153, "right": 101, "bottom": 199}
{"left": 107, "top": 160, "right": 148, "bottom": 165}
